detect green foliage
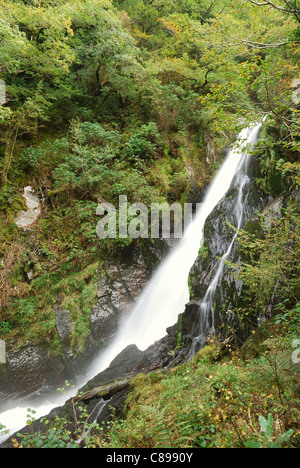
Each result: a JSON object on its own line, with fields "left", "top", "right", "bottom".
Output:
{"left": 0, "top": 423, "right": 8, "bottom": 439}
{"left": 245, "top": 413, "right": 294, "bottom": 448}
{"left": 0, "top": 182, "right": 25, "bottom": 214}
{"left": 90, "top": 334, "right": 299, "bottom": 448}
{"left": 15, "top": 411, "right": 80, "bottom": 448}
{"left": 124, "top": 122, "right": 162, "bottom": 165}
{"left": 12, "top": 398, "right": 104, "bottom": 448}
{"left": 0, "top": 0, "right": 299, "bottom": 449}
{"left": 18, "top": 138, "right": 69, "bottom": 175}
{"left": 274, "top": 302, "right": 300, "bottom": 334}
{"left": 227, "top": 207, "right": 300, "bottom": 327}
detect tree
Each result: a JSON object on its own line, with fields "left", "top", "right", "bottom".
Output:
{"left": 0, "top": 0, "right": 74, "bottom": 181}
{"left": 248, "top": 0, "right": 300, "bottom": 23}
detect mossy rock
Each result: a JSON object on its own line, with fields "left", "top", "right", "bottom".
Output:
{"left": 195, "top": 345, "right": 218, "bottom": 362}
{"left": 244, "top": 217, "right": 265, "bottom": 238}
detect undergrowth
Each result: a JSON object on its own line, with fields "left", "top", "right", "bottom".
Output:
{"left": 95, "top": 328, "right": 300, "bottom": 449}
{"left": 6, "top": 321, "right": 299, "bottom": 449}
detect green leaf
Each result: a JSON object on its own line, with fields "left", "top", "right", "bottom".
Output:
{"left": 259, "top": 413, "right": 274, "bottom": 438}
{"left": 245, "top": 440, "right": 261, "bottom": 448}
{"left": 277, "top": 430, "right": 294, "bottom": 443}
{"left": 266, "top": 442, "right": 281, "bottom": 448}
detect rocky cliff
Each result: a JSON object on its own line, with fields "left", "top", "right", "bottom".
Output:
{"left": 0, "top": 238, "right": 172, "bottom": 412}
{"left": 1, "top": 148, "right": 298, "bottom": 448}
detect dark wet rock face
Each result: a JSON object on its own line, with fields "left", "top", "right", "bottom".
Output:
{"left": 190, "top": 174, "right": 267, "bottom": 299}
{"left": 0, "top": 344, "right": 66, "bottom": 412}
{"left": 174, "top": 152, "right": 276, "bottom": 356}
{"left": 0, "top": 239, "right": 171, "bottom": 409}
{"left": 2, "top": 149, "right": 298, "bottom": 447}
{"left": 0, "top": 339, "right": 177, "bottom": 448}
{"left": 90, "top": 240, "right": 171, "bottom": 348}
{"left": 187, "top": 185, "right": 299, "bottom": 355}
{"left": 54, "top": 306, "right": 75, "bottom": 360}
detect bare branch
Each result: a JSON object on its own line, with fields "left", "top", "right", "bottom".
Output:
{"left": 248, "top": 0, "right": 300, "bottom": 23}
{"left": 228, "top": 33, "right": 300, "bottom": 49}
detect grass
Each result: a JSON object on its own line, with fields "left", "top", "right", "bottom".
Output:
{"left": 3, "top": 304, "right": 300, "bottom": 449}
{"left": 94, "top": 322, "right": 300, "bottom": 449}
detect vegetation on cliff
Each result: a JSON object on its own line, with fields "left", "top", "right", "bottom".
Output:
{"left": 0, "top": 0, "right": 299, "bottom": 448}
{"left": 7, "top": 320, "right": 300, "bottom": 448}
{"left": 1, "top": 0, "right": 299, "bottom": 349}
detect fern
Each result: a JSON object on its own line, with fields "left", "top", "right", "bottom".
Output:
{"left": 139, "top": 405, "right": 194, "bottom": 448}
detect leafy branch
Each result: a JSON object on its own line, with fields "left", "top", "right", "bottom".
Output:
{"left": 248, "top": 0, "right": 300, "bottom": 23}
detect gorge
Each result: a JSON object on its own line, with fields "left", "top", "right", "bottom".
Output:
{"left": 0, "top": 0, "right": 299, "bottom": 449}
{"left": 0, "top": 120, "right": 267, "bottom": 446}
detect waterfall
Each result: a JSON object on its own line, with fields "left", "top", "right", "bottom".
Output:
{"left": 0, "top": 121, "right": 263, "bottom": 445}
{"left": 189, "top": 122, "right": 263, "bottom": 355}
{"left": 85, "top": 121, "right": 263, "bottom": 378}
{"left": 76, "top": 398, "right": 110, "bottom": 447}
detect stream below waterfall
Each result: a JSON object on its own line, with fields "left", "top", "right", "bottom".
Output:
{"left": 0, "top": 121, "right": 264, "bottom": 445}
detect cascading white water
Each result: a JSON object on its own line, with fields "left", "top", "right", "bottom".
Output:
{"left": 83, "top": 127, "right": 258, "bottom": 380}
{"left": 77, "top": 398, "right": 110, "bottom": 446}
{"left": 189, "top": 122, "right": 263, "bottom": 354}
{"left": 86, "top": 121, "right": 264, "bottom": 377}
{"left": 0, "top": 121, "right": 263, "bottom": 445}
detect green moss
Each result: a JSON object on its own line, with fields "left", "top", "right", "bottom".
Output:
{"left": 195, "top": 345, "right": 218, "bottom": 362}
{"left": 1, "top": 262, "right": 99, "bottom": 355}
{"left": 244, "top": 218, "right": 265, "bottom": 238}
